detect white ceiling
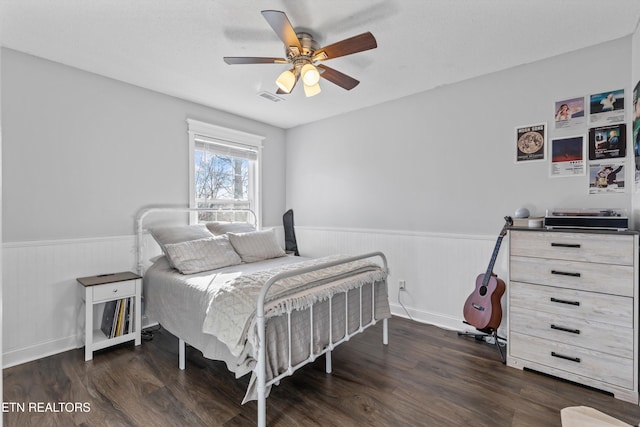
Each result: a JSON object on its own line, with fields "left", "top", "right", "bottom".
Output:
{"left": 2, "top": 0, "right": 640, "bottom": 129}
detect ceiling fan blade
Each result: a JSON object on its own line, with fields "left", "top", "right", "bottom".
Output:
{"left": 224, "top": 57, "right": 288, "bottom": 65}
{"left": 313, "top": 32, "right": 377, "bottom": 61}
{"left": 261, "top": 10, "right": 303, "bottom": 54}
{"left": 317, "top": 64, "right": 360, "bottom": 90}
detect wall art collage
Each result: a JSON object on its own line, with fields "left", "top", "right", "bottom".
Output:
{"left": 516, "top": 88, "right": 628, "bottom": 194}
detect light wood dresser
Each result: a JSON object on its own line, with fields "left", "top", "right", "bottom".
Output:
{"left": 507, "top": 228, "right": 639, "bottom": 403}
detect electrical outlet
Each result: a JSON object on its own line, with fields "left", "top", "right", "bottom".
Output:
{"left": 399, "top": 280, "right": 406, "bottom": 290}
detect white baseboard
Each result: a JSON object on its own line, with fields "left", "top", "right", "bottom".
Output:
{"left": 389, "top": 303, "right": 465, "bottom": 331}
{"left": 3, "top": 335, "right": 78, "bottom": 369}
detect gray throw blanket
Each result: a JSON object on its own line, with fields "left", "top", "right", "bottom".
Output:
{"left": 202, "top": 254, "right": 387, "bottom": 357}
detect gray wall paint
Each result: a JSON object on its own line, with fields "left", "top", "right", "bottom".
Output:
{"left": 1, "top": 35, "right": 634, "bottom": 242}
{"left": 632, "top": 26, "right": 640, "bottom": 226}
{"left": 0, "top": 39, "right": 4, "bottom": 399}
{"left": 1, "top": 48, "right": 286, "bottom": 242}
{"left": 286, "top": 37, "right": 633, "bottom": 234}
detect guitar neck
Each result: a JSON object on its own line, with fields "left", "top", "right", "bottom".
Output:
{"left": 483, "top": 235, "right": 505, "bottom": 283}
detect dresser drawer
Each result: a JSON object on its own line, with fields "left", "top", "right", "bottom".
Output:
{"left": 510, "top": 281, "right": 633, "bottom": 328}
{"left": 510, "top": 231, "right": 634, "bottom": 265}
{"left": 510, "top": 256, "right": 634, "bottom": 296}
{"left": 510, "top": 332, "right": 634, "bottom": 389}
{"left": 93, "top": 279, "right": 136, "bottom": 302}
{"left": 509, "top": 305, "right": 633, "bottom": 358}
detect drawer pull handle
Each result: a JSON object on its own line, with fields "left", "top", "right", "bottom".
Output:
{"left": 550, "top": 297, "right": 580, "bottom": 306}
{"left": 550, "top": 324, "right": 580, "bottom": 334}
{"left": 551, "top": 352, "right": 580, "bottom": 363}
{"left": 551, "top": 270, "right": 581, "bottom": 278}
{"left": 112, "top": 289, "right": 118, "bottom": 293}
{"left": 551, "top": 243, "right": 581, "bottom": 248}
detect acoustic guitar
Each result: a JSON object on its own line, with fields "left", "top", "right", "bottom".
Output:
{"left": 463, "top": 216, "right": 513, "bottom": 331}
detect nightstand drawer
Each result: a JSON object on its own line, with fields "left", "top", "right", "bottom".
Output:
{"left": 510, "top": 332, "right": 633, "bottom": 389}
{"left": 510, "top": 231, "right": 634, "bottom": 265}
{"left": 510, "top": 256, "right": 634, "bottom": 296}
{"left": 510, "top": 281, "right": 633, "bottom": 328}
{"left": 93, "top": 280, "right": 136, "bottom": 302}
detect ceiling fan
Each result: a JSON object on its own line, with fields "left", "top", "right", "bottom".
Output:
{"left": 223, "top": 10, "right": 377, "bottom": 97}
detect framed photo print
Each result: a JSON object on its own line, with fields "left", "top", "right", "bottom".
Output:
{"left": 589, "top": 162, "right": 625, "bottom": 194}
{"left": 550, "top": 135, "right": 586, "bottom": 177}
{"left": 515, "top": 123, "right": 546, "bottom": 163}
{"left": 554, "top": 97, "right": 585, "bottom": 130}
{"left": 588, "top": 124, "right": 626, "bottom": 160}
{"left": 589, "top": 89, "right": 625, "bottom": 125}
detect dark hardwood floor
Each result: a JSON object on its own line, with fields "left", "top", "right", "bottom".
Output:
{"left": 4, "top": 317, "right": 640, "bottom": 426}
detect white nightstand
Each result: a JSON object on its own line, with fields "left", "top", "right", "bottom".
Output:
{"left": 77, "top": 271, "right": 142, "bottom": 361}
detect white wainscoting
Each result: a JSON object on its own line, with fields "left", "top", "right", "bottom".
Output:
{"left": 3, "top": 236, "right": 137, "bottom": 368}
{"left": 2, "top": 226, "right": 507, "bottom": 367}
{"left": 294, "top": 226, "right": 508, "bottom": 333}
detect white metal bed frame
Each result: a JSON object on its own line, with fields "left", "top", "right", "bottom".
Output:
{"left": 136, "top": 207, "right": 389, "bottom": 427}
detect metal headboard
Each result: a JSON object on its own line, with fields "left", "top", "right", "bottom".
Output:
{"left": 135, "top": 207, "right": 257, "bottom": 275}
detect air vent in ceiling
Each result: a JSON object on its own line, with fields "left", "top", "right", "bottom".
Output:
{"left": 258, "top": 91, "right": 285, "bottom": 102}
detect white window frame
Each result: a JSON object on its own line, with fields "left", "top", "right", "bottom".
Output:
{"left": 187, "top": 119, "right": 264, "bottom": 228}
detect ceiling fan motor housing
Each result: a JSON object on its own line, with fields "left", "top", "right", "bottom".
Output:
{"left": 287, "top": 32, "right": 318, "bottom": 60}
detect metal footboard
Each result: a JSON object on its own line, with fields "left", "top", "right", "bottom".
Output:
{"left": 255, "top": 251, "right": 389, "bottom": 427}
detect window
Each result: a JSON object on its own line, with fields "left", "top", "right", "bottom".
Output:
{"left": 187, "top": 119, "right": 264, "bottom": 225}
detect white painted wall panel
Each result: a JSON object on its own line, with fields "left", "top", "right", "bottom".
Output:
{"left": 2, "top": 229, "right": 502, "bottom": 367}
{"left": 3, "top": 236, "right": 135, "bottom": 367}
{"left": 295, "top": 226, "right": 507, "bottom": 332}
{"left": 2, "top": 227, "right": 288, "bottom": 367}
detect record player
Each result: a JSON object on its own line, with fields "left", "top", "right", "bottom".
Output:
{"left": 544, "top": 208, "right": 628, "bottom": 230}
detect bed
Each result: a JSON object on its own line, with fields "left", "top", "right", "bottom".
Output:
{"left": 136, "top": 207, "right": 391, "bottom": 426}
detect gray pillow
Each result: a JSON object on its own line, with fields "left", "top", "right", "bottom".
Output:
{"left": 164, "top": 235, "right": 242, "bottom": 274}
{"left": 149, "top": 224, "right": 214, "bottom": 267}
{"left": 228, "top": 229, "right": 286, "bottom": 263}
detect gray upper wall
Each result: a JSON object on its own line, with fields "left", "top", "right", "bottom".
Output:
{"left": 285, "top": 37, "right": 634, "bottom": 234}
{"left": 1, "top": 34, "right": 636, "bottom": 242}
{"left": 1, "top": 48, "right": 287, "bottom": 242}
{"left": 632, "top": 25, "right": 640, "bottom": 227}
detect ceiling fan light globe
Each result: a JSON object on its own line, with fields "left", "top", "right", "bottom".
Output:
{"left": 303, "top": 82, "right": 321, "bottom": 97}
{"left": 276, "top": 69, "right": 296, "bottom": 93}
{"left": 301, "top": 63, "right": 320, "bottom": 86}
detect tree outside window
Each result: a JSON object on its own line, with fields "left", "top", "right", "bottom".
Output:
{"left": 187, "top": 119, "right": 263, "bottom": 225}
{"left": 194, "top": 144, "right": 254, "bottom": 222}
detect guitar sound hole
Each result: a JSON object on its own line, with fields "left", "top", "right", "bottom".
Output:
{"left": 479, "top": 286, "right": 487, "bottom": 296}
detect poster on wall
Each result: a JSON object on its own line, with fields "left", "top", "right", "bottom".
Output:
{"left": 550, "top": 135, "right": 585, "bottom": 177}
{"left": 554, "top": 97, "right": 585, "bottom": 130}
{"left": 633, "top": 81, "right": 640, "bottom": 190}
{"left": 589, "top": 89, "right": 625, "bottom": 125}
{"left": 589, "top": 162, "right": 625, "bottom": 194}
{"left": 588, "top": 124, "right": 626, "bottom": 160}
{"left": 515, "top": 123, "right": 546, "bottom": 162}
